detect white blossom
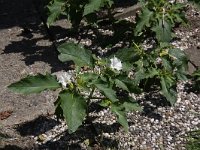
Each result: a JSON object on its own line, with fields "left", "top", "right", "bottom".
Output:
{"left": 110, "top": 56, "right": 122, "bottom": 71}
{"left": 54, "top": 71, "right": 73, "bottom": 88}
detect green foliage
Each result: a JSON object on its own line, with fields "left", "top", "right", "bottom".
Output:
{"left": 83, "top": 0, "right": 113, "bottom": 16}
{"left": 115, "top": 43, "right": 188, "bottom": 105}
{"left": 58, "top": 42, "right": 94, "bottom": 68}
{"left": 58, "top": 90, "right": 87, "bottom": 133}
{"left": 47, "top": 0, "right": 66, "bottom": 27}
{"left": 186, "top": 129, "right": 200, "bottom": 150}
{"left": 8, "top": 74, "right": 60, "bottom": 94}
{"left": 135, "top": 0, "right": 186, "bottom": 42}
{"left": 47, "top": 0, "right": 113, "bottom": 27}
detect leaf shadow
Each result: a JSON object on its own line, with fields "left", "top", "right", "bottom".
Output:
{"left": 139, "top": 91, "right": 171, "bottom": 121}
{"left": 0, "top": 145, "right": 23, "bottom": 150}
{"left": 16, "top": 116, "right": 59, "bottom": 137}
{"left": 36, "top": 119, "right": 119, "bottom": 150}
{"left": 1, "top": 0, "right": 66, "bottom": 73}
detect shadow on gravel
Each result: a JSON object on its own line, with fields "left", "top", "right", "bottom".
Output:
{"left": 37, "top": 121, "right": 119, "bottom": 150}
{"left": 0, "top": 145, "right": 23, "bottom": 150}
{"left": 15, "top": 113, "right": 119, "bottom": 149}
{"left": 0, "top": 0, "right": 65, "bottom": 72}
{"left": 16, "top": 116, "right": 59, "bottom": 136}
{"left": 139, "top": 92, "right": 171, "bottom": 121}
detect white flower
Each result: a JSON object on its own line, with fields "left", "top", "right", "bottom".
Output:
{"left": 169, "top": 0, "right": 175, "bottom": 4}
{"left": 55, "top": 71, "right": 73, "bottom": 88}
{"left": 110, "top": 56, "right": 122, "bottom": 71}
{"left": 156, "top": 57, "right": 162, "bottom": 64}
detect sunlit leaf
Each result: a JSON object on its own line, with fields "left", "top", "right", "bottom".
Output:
{"left": 134, "top": 8, "right": 153, "bottom": 36}
{"left": 160, "top": 76, "right": 177, "bottom": 105}
{"left": 8, "top": 74, "right": 60, "bottom": 94}
{"left": 115, "top": 79, "right": 129, "bottom": 92}
{"left": 59, "top": 91, "right": 87, "bottom": 133}
{"left": 111, "top": 104, "right": 128, "bottom": 132}
{"left": 58, "top": 42, "right": 94, "bottom": 68}
{"left": 94, "top": 83, "right": 118, "bottom": 102}
{"left": 47, "top": 0, "right": 66, "bottom": 26}
{"left": 83, "top": 0, "right": 113, "bottom": 16}
{"left": 152, "top": 20, "right": 172, "bottom": 42}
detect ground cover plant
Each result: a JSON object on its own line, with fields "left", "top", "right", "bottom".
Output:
{"left": 8, "top": 0, "right": 200, "bottom": 140}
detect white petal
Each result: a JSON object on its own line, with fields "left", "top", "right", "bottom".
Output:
{"left": 110, "top": 56, "right": 122, "bottom": 71}
{"left": 54, "top": 71, "right": 73, "bottom": 88}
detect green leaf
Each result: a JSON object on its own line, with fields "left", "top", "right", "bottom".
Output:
{"left": 94, "top": 84, "right": 118, "bottom": 102}
{"left": 83, "top": 0, "right": 102, "bottom": 16}
{"left": 123, "top": 102, "right": 142, "bottom": 112}
{"left": 146, "top": 68, "right": 159, "bottom": 78}
{"left": 152, "top": 20, "right": 172, "bottom": 42}
{"left": 59, "top": 91, "right": 87, "bottom": 133}
{"left": 8, "top": 74, "right": 60, "bottom": 94}
{"left": 47, "top": 0, "right": 66, "bottom": 26}
{"left": 160, "top": 76, "right": 177, "bottom": 105}
{"left": 134, "top": 68, "right": 146, "bottom": 85}
{"left": 58, "top": 42, "right": 94, "bottom": 68}
{"left": 111, "top": 104, "right": 128, "bottom": 132}
{"left": 134, "top": 8, "right": 153, "bottom": 36}
{"left": 122, "top": 99, "right": 142, "bottom": 112}
{"left": 118, "top": 75, "right": 142, "bottom": 94}
{"left": 169, "top": 48, "right": 188, "bottom": 67}
{"left": 114, "top": 48, "right": 136, "bottom": 62}
{"left": 162, "top": 57, "right": 172, "bottom": 71}
{"left": 78, "top": 73, "right": 99, "bottom": 86}
{"left": 121, "top": 62, "right": 133, "bottom": 72}
{"left": 83, "top": 0, "right": 113, "bottom": 16}
{"left": 115, "top": 79, "right": 129, "bottom": 92}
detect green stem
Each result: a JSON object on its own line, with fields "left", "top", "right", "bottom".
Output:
{"left": 86, "top": 87, "right": 95, "bottom": 115}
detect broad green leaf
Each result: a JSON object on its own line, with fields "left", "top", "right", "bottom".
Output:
{"left": 118, "top": 75, "right": 142, "bottom": 94}
{"left": 47, "top": 0, "right": 66, "bottom": 26}
{"left": 114, "top": 48, "right": 136, "bottom": 62}
{"left": 122, "top": 101, "right": 142, "bottom": 112}
{"left": 152, "top": 20, "right": 172, "bottom": 42}
{"left": 122, "top": 62, "right": 133, "bottom": 72}
{"left": 83, "top": 0, "right": 113, "bottom": 16}
{"left": 146, "top": 68, "right": 159, "bottom": 78}
{"left": 134, "top": 8, "right": 153, "bottom": 36}
{"left": 160, "top": 77, "right": 177, "bottom": 105}
{"left": 83, "top": 0, "right": 102, "bottom": 16}
{"left": 94, "top": 84, "right": 118, "bottom": 102}
{"left": 8, "top": 74, "right": 60, "bottom": 94}
{"left": 134, "top": 68, "right": 146, "bottom": 85}
{"left": 111, "top": 104, "right": 128, "bottom": 132}
{"left": 161, "top": 57, "right": 172, "bottom": 71}
{"left": 169, "top": 48, "right": 188, "bottom": 67}
{"left": 59, "top": 91, "right": 87, "bottom": 133}
{"left": 175, "top": 65, "right": 188, "bottom": 81}
{"left": 115, "top": 79, "right": 129, "bottom": 92}
{"left": 58, "top": 42, "right": 94, "bottom": 68}
{"left": 78, "top": 73, "right": 99, "bottom": 86}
